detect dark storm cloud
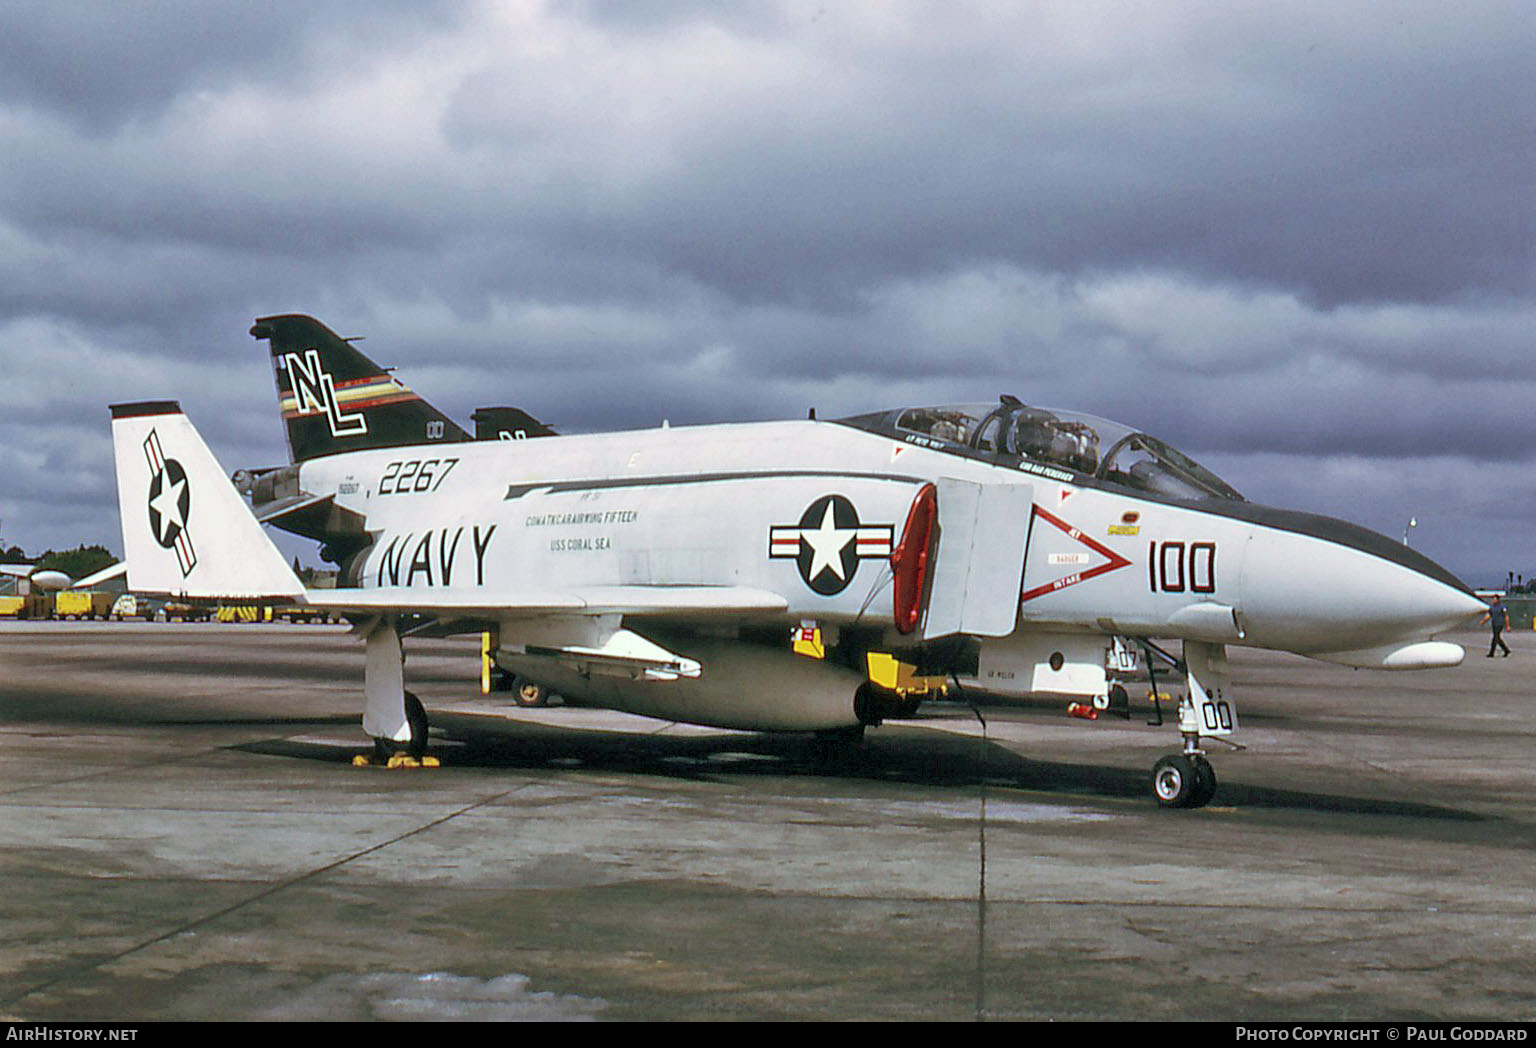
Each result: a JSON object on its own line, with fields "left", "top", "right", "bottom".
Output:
{"left": 0, "top": 1, "right": 1532, "bottom": 582}
{"left": 441, "top": 1, "right": 1534, "bottom": 307}
{"left": 566, "top": 0, "right": 788, "bottom": 36}
{"left": 0, "top": 1, "right": 467, "bottom": 132}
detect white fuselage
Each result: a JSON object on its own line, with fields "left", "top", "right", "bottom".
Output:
{"left": 296, "top": 418, "right": 1481, "bottom": 660}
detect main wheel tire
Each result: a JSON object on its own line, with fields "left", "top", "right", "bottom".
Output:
{"left": 404, "top": 690, "right": 429, "bottom": 759}
{"left": 854, "top": 682, "right": 904, "bottom": 725}
{"left": 811, "top": 724, "right": 867, "bottom": 770}
{"left": 513, "top": 677, "right": 549, "bottom": 708}
{"left": 1188, "top": 754, "right": 1218, "bottom": 808}
{"left": 1151, "top": 754, "right": 1205, "bottom": 809}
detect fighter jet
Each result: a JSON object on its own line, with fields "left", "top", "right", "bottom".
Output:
{"left": 0, "top": 561, "right": 125, "bottom": 592}
{"left": 107, "top": 315, "right": 1484, "bottom": 807}
{"left": 0, "top": 563, "right": 72, "bottom": 592}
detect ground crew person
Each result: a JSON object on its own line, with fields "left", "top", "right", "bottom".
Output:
{"left": 1482, "top": 594, "right": 1512, "bottom": 657}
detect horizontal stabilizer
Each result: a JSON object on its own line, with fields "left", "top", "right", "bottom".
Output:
{"left": 71, "top": 562, "right": 128, "bottom": 589}
{"left": 254, "top": 492, "right": 335, "bottom": 525}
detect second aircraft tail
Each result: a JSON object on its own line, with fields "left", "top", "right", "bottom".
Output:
{"left": 249, "top": 313, "right": 470, "bottom": 463}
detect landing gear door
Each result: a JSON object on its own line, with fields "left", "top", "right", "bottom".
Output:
{"left": 922, "top": 478, "right": 1033, "bottom": 639}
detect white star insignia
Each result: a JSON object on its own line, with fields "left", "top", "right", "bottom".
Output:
{"left": 150, "top": 471, "right": 187, "bottom": 543}
{"left": 801, "top": 502, "right": 855, "bottom": 583}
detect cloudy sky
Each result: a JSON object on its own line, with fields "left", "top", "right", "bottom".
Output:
{"left": 0, "top": 1, "right": 1531, "bottom": 584}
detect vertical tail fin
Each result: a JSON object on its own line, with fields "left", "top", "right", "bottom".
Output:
{"left": 110, "top": 401, "right": 303, "bottom": 599}
{"left": 249, "top": 314, "right": 470, "bottom": 463}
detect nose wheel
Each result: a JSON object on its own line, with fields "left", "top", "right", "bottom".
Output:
{"left": 1151, "top": 751, "right": 1217, "bottom": 808}
{"left": 1143, "top": 640, "right": 1232, "bottom": 809}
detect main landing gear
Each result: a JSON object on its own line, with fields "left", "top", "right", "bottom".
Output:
{"left": 1145, "top": 640, "right": 1236, "bottom": 810}
{"left": 811, "top": 723, "right": 867, "bottom": 771}
{"left": 513, "top": 676, "right": 551, "bottom": 708}
{"left": 354, "top": 619, "right": 439, "bottom": 769}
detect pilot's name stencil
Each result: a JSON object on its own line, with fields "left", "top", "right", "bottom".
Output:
{"left": 770, "top": 494, "right": 894, "bottom": 596}
{"left": 143, "top": 429, "right": 197, "bottom": 577}
{"left": 373, "top": 524, "right": 496, "bottom": 587}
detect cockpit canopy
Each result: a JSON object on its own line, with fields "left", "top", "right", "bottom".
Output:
{"left": 839, "top": 397, "right": 1243, "bottom": 502}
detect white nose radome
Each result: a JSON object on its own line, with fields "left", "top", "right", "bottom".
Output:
{"left": 1235, "top": 508, "right": 1484, "bottom": 656}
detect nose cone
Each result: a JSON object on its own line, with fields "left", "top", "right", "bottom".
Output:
{"left": 1341, "top": 554, "right": 1487, "bottom": 637}
{"left": 1235, "top": 505, "right": 1484, "bottom": 654}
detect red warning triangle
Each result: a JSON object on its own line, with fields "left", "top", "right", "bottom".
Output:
{"left": 1020, "top": 504, "right": 1132, "bottom": 603}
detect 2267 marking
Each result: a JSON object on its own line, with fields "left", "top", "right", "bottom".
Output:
{"left": 378, "top": 458, "right": 458, "bottom": 495}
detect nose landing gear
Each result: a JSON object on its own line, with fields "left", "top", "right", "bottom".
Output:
{"left": 1145, "top": 640, "right": 1235, "bottom": 809}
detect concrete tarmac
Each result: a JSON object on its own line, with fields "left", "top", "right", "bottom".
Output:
{"left": 1, "top": 621, "right": 1533, "bottom": 1021}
